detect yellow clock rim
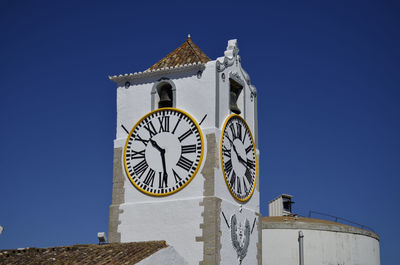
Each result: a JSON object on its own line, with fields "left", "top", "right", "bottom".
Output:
{"left": 220, "top": 114, "right": 258, "bottom": 202}
{"left": 123, "top": 107, "right": 204, "bottom": 197}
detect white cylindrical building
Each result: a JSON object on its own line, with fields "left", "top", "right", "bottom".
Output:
{"left": 262, "top": 216, "right": 380, "bottom": 265}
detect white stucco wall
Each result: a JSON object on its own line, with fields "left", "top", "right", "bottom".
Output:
{"left": 136, "top": 246, "right": 189, "bottom": 265}
{"left": 262, "top": 228, "right": 380, "bottom": 265}
{"left": 119, "top": 198, "right": 203, "bottom": 265}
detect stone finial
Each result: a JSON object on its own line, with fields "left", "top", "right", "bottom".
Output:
{"left": 224, "top": 39, "right": 239, "bottom": 59}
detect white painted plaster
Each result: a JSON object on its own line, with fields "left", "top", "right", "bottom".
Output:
{"left": 262, "top": 229, "right": 380, "bottom": 265}
{"left": 119, "top": 198, "right": 203, "bottom": 265}
{"left": 136, "top": 246, "right": 189, "bottom": 265}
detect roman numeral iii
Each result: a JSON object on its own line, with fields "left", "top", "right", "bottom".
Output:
{"left": 181, "top": 144, "right": 196, "bottom": 154}
{"left": 176, "top": 155, "right": 193, "bottom": 171}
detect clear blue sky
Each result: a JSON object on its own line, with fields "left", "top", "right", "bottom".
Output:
{"left": 0, "top": 0, "right": 399, "bottom": 263}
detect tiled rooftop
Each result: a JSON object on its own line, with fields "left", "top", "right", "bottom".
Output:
{"left": 0, "top": 241, "right": 167, "bottom": 265}
{"left": 148, "top": 37, "right": 211, "bottom": 71}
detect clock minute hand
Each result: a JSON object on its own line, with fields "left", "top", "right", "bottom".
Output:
{"left": 237, "top": 154, "right": 248, "bottom": 168}
{"left": 160, "top": 151, "right": 168, "bottom": 187}
{"left": 150, "top": 139, "right": 168, "bottom": 187}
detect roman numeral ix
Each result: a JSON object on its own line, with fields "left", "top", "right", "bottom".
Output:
{"left": 130, "top": 149, "right": 145, "bottom": 159}
{"left": 222, "top": 146, "right": 231, "bottom": 157}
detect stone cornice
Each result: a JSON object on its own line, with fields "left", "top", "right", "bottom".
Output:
{"left": 109, "top": 62, "right": 207, "bottom": 85}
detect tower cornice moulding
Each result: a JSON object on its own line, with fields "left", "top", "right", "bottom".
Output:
{"left": 109, "top": 62, "right": 206, "bottom": 85}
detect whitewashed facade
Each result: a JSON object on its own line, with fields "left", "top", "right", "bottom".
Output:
{"left": 109, "top": 38, "right": 261, "bottom": 265}
{"left": 262, "top": 217, "right": 380, "bottom": 265}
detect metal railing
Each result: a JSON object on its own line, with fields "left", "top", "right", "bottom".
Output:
{"left": 308, "top": 210, "right": 375, "bottom": 233}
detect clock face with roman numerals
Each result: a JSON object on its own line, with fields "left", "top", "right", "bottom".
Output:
{"left": 221, "top": 114, "right": 257, "bottom": 202}
{"left": 124, "top": 108, "right": 204, "bottom": 196}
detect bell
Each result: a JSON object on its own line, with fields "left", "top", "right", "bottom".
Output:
{"left": 230, "top": 84, "right": 242, "bottom": 114}
{"left": 158, "top": 85, "right": 172, "bottom": 108}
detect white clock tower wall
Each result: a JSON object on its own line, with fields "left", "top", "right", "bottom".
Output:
{"left": 212, "top": 39, "right": 260, "bottom": 212}
{"left": 212, "top": 40, "right": 261, "bottom": 265}
{"left": 108, "top": 38, "right": 261, "bottom": 265}
{"left": 110, "top": 61, "right": 219, "bottom": 264}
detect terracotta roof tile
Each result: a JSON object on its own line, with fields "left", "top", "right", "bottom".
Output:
{"left": 0, "top": 241, "right": 167, "bottom": 265}
{"left": 149, "top": 37, "right": 211, "bottom": 71}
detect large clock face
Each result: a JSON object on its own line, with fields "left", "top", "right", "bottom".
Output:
{"left": 124, "top": 108, "right": 204, "bottom": 196}
{"left": 221, "top": 114, "right": 257, "bottom": 202}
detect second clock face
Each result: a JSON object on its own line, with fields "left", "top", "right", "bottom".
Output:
{"left": 124, "top": 108, "right": 203, "bottom": 196}
{"left": 221, "top": 114, "right": 257, "bottom": 202}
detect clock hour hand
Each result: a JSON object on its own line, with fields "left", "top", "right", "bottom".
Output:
{"left": 150, "top": 139, "right": 164, "bottom": 153}
{"left": 232, "top": 144, "right": 248, "bottom": 168}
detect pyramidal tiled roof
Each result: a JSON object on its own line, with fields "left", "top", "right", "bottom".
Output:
{"left": 0, "top": 241, "right": 167, "bottom": 264}
{"left": 149, "top": 37, "right": 211, "bottom": 71}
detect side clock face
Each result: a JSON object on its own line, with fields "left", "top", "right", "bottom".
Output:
{"left": 221, "top": 114, "right": 257, "bottom": 202}
{"left": 124, "top": 108, "right": 204, "bottom": 196}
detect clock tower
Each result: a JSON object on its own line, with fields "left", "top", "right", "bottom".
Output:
{"left": 109, "top": 37, "right": 260, "bottom": 265}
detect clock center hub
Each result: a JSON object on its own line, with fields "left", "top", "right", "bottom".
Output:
{"left": 232, "top": 139, "right": 246, "bottom": 176}
{"left": 145, "top": 132, "right": 180, "bottom": 173}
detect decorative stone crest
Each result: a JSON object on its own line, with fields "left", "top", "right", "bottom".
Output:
{"left": 231, "top": 214, "right": 250, "bottom": 265}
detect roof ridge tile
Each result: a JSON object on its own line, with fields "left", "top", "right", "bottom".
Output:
{"left": 148, "top": 37, "right": 211, "bottom": 71}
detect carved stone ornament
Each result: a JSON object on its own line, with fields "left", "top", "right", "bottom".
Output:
{"left": 231, "top": 214, "right": 251, "bottom": 265}
{"left": 217, "top": 39, "right": 239, "bottom": 72}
